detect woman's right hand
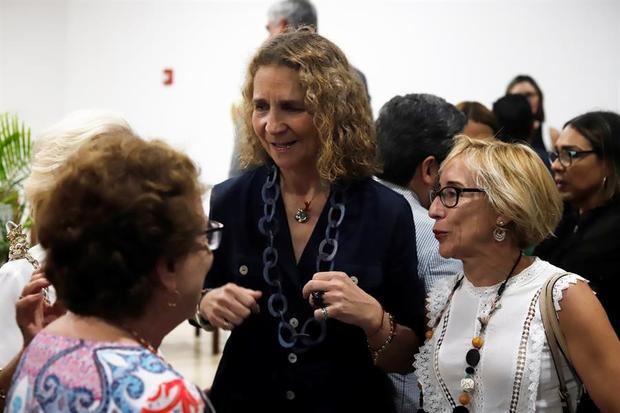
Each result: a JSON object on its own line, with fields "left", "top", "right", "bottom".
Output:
{"left": 16, "top": 271, "right": 66, "bottom": 345}
{"left": 198, "top": 283, "right": 262, "bottom": 330}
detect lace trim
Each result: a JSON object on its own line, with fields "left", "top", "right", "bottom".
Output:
{"left": 552, "top": 274, "right": 588, "bottom": 313}
{"left": 414, "top": 277, "right": 457, "bottom": 412}
{"left": 509, "top": 289, "right": 542, "bottom": 412}
{"left": 426, "top": 276, "right": 459, "bottom": 327}
{"left": 525, "top": 297, "right": 547, "bottom": 412}
{"left": 461, "top": 258, "right": 541, "bottom": 299}
{"left": 523, "top": 272, "right": 586, "bottom": 412}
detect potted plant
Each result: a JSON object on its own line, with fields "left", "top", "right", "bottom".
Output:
{"left": 0, "top": 113, "right": 33, "bottom": 264}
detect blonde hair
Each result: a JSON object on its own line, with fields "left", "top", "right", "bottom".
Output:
{"left": 24, "top": 110, "right": 133, "bottom": 217}
{"left": 441, "top": 135, "right": 563, "bottom": 248}
{"left": 239, "top": 28, "right": 377, "bottom": 182}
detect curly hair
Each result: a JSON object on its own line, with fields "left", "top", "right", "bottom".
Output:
{"left": 239, "top": 27, "right": 377, "bottom": 182}
{"left": 441, "top": 135, "right": 562, "bottom": 249}
{"left": 36, "top": 131, "right": 205, "bottom": 322}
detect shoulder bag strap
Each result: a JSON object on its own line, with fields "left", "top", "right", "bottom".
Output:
{"left": 539, "top": 272, "right": 580, "bottom": 413}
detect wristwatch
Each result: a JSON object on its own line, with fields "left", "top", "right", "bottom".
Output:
{"left": 192, "top": 288, "right": 215, "bottom": 331}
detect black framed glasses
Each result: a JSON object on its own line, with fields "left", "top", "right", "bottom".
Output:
{"left": 429, "top": 186, "right": 486, "bottom": 208}
{"left": 549, "top": 149, "right": 597, "bottom": 168}
{"left": 203, "top": 220, "right": 224, "bottom": 251}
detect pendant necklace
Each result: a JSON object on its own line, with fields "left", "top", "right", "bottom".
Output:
{"left": 419, "top": 252, "right": 523, "bottom": 413}
{"left": 293, "top": 189, "right": 320, "bottom": 224}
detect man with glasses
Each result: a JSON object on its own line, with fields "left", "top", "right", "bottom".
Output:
{"left": 375, "top": 93, "right": 465, "bottom": 412}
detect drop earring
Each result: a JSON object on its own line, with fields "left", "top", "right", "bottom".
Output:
{"left": 493, "top": 220, "right": 507, "bottom": 242}
{"left": 167, "top": 289, "right": 180, "bottom": 308}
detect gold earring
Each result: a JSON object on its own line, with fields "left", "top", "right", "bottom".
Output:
{"left": 167, "top": 289, "right": 180, "bottom": 308}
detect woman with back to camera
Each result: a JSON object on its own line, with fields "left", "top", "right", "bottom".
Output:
{"left": 536, "top": 110, "right": 620, "bottom": 413}
{"left": 195, "top": 28, "right": 425, "bottom": 413}
{"left": 0, "top": 110, "right": 132, "bottom": 368}
{"left": 0, "top": 111, "right": 132, "bottom": 408}
{"left": 5, "top": 132, "right": 219, "bottom": 412}
{"left": 414, "top": 136, "right": 620, "bottom": 412}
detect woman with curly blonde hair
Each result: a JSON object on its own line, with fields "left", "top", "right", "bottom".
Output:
{"left": 196, "top": 28, "right": 425, "bottom": 412}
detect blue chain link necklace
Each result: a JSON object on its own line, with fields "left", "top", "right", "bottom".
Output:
{"left": 258, "top": 165, "right": 347, "bottom": 351}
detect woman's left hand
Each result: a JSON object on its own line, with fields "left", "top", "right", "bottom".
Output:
{"left": 302, "top": 271, "right": 383, "bottom": 335}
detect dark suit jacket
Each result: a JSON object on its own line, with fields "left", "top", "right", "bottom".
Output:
{"left": 205, "top": 165, "right": 425, "bottom": 413}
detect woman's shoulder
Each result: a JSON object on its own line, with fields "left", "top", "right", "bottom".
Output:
{"left": 211, "top": 165, "right": 266, "bottom": 208}
{"left": 352, "top": 178, "right": 412, "bottom": 216}
{"left": 13, "top": 331, "right": 206, "bottom": 412}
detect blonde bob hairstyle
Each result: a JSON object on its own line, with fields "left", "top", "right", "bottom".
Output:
{"left": 239, "top": 27, "right": 378, "bottom": 182}
{"left": 441, "top": 135, "right": 563, "bottom": 249}
{"left": 24, "top": 110, "right": 132, "bottom": 218}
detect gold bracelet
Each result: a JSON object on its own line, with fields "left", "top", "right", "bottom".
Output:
{"left": 367, "top": 312, "right": 396, "bottom": 363}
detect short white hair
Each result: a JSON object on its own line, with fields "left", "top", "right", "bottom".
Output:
{"left": 24, "top": 110, "right": 132, "bottom": 216}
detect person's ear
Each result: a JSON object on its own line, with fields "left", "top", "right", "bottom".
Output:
{"left": 420, "top": 156, "right": 438, "bottom": 186}
{"left": 277, "top": 18, "right": 288, "bottom": 33}
{"left": 155, "top": 257, "right": 177, "bottom": 293}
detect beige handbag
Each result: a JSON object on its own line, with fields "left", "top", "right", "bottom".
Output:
{"left": 539, "top": 273, "right": 583, "bottom": 413}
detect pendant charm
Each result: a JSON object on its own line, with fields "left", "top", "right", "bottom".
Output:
{"left": 295, "top": 208, "right": 310, "bottom": 223}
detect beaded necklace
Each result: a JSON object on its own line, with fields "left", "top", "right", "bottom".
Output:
{"left": 419, "top": 253, "right": 522, "bottom": 413}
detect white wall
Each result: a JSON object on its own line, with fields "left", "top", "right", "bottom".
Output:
{"left": 1, "top": 0, "right": 619, "bottom": 185}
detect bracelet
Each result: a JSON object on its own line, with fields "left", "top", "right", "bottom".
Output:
{"left": 367, "top": 312, "right": 396, "bottom": 363}
{"left": 194, "top": 289, "right": 215, "bottom": 332}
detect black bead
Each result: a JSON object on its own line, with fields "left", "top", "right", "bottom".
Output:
{"left": 453, "top": 406, "right": 469, "bottom": 413}
{"left": 466, "top": 349, "right": 480, "bottom": 366}
{"left": 465, "top": 366, "right": 475, "bottom": 375}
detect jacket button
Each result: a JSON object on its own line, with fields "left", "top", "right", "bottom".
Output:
{"left": 286, "top": 390, "right": 296, "bottom": 400}
{"left": 288, "top": 353, "right": 298, "bottom": 364}
{"left": 238, "top": 265, "right": 248, "bottom": 276}
{"left": 289, "top": 317, "right": 299, "bottom": 328}
{"left": 351, "top": 276, "right": 359, "bottom": 285}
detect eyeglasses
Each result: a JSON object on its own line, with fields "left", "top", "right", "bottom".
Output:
{"left": 549, "top": 149, "right": 597, "bottom": 168}
{"left": 202, "top": 220, "right": 224, "bottom": 251}
{"left": 429, "top": 186, "right": 486, "bottom": 208}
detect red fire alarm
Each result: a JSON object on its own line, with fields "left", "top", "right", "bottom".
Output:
{"left": 163, "top": 68, "right": 173, "bottom": 86}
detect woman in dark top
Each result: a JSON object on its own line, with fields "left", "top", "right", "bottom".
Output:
{"left": 194, "top": 29, "right": 425, "bottom": 413}
{"left": 506, "top": 75, "right": 560, "bottom": 158}
{"left": 535, "top": 110, "right": 620, "bottom": 413}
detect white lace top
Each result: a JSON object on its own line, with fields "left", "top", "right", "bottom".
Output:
{"left": 413, "top": 258, "right": 584, "bottom": 413}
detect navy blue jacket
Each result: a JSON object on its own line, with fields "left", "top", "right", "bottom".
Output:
{"left": 205, "top": 166, "right": 425, "bottom": 413}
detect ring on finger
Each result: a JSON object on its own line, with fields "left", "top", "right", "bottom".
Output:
{"left": 320, "top": 306, "right": 329, "bottom": 320}
{"left": 311, "top": 290, "right": 325, "bottom": 309}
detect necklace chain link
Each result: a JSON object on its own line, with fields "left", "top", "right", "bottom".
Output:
{"left": 258, "top": 165, "right": 347, "bottom": 351}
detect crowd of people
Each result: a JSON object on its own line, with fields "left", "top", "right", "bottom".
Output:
{"left": 1, "top": 0, "right": 619, "bottom": 412}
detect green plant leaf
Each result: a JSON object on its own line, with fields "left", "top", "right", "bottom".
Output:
{"left": 0, "top": 113, "right": 33, "bottom": 262}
